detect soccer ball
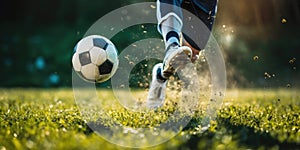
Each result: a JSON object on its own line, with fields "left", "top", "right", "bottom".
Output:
{"left": 72, "top": 35, "right": 119, "bottom": 83}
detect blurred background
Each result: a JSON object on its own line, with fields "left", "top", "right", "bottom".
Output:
{"left": 0, "top": 0, "right": 299, "bottom": 88}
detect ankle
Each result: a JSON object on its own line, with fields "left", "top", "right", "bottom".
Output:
{"left": 156, "top": 67, "right": 167, "bottom": 82}
{"left": 166, "top": 42, "right": 179, "bottom": 52}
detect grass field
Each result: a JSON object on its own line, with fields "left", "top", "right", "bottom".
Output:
{"left": 0, "top": 88, "right": 299, "bottom": 150}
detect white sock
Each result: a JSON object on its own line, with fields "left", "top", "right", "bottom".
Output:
{"left": 160, "top": 16, "right": 182, "bottom": 49}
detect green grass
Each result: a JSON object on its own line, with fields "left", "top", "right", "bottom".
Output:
{"left": 0, "top": 88, "right": 299, "bottom": 150}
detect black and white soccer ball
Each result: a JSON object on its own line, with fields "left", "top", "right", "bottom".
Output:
{"left": 72, "top": 35, "right": 119, "bottom": 83}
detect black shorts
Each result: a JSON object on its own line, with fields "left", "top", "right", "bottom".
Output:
{"left": 157, "top": 0, "right": 218, "bottom": 50}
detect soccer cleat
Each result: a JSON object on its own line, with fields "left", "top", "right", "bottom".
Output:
{"left": 162, "top": 44, "right": 192, "bottom": 78}
{"left": 146, "top": 63, "right": 167, "bottom": 109}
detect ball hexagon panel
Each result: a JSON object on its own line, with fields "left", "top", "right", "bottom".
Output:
{"left": 75, "top": 37, "right": 94, "bottom": 53}
{"left": 106, "top": 44, "right": 118, "bottom": 63}
{"left": 72, "top": 53, "right": 81, "bottom": 72}
{"left": 81, "top": 63, "right": 100, "bottom": 81}
{"left": 89, "top": 47, "right": 107, "bottom": 66}
{"left": 105, "top": 44, "right": 119, "bottom": 76}
{"left": 98, "top": 60, "right": 114, "bottom": 75}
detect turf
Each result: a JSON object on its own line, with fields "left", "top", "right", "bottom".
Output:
{"left": 0, "top": 88, "right": 299, "bottom": 150}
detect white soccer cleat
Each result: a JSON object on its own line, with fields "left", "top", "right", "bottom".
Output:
{"left": 147, "top": 45, "right": 192, "bottom": 109}
{"left": 147, "top": 63, "right": 167, "bottom": 109}
{"left": 162, "top": 44, "right": 192, "bottom": 78}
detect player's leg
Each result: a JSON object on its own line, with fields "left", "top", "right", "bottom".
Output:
{"left": 147, "top": 0, "right": 192, "bottom": 109}
{"left": 157, "top": 0, "right": 183, "bottom": 49}
{"left": 146, "top": 63, "right": 166, "bottom": 109}
{"left": 181, "top": 0, "right": 218, "bottom": 61}
{"left": 157, "top": 0, "right": 192, "bottom": 79}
